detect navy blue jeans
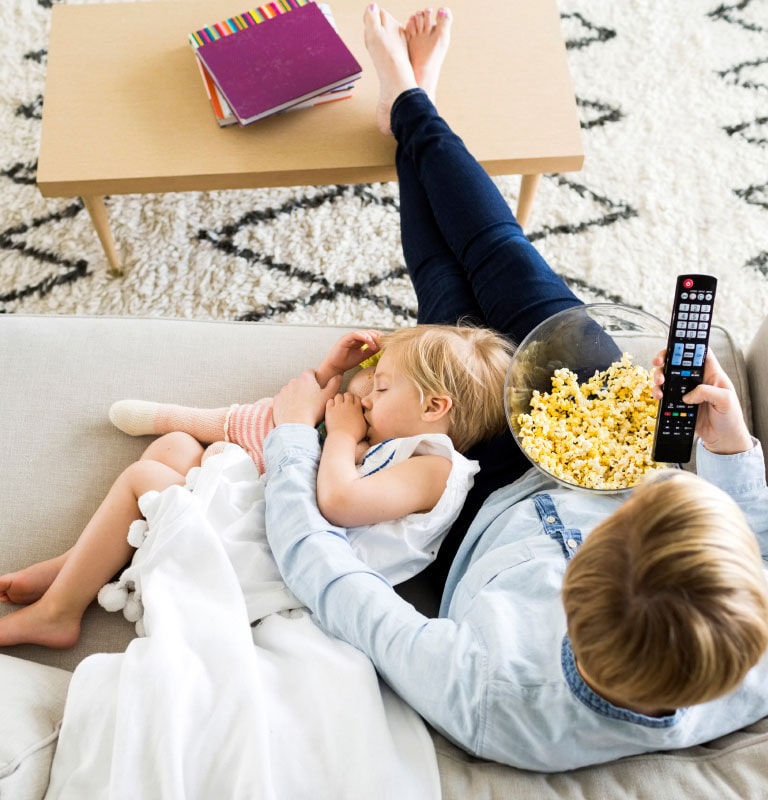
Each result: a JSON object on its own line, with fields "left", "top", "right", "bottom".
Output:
{"left": 391, "top": 89, "right": 583, "bottom": 589}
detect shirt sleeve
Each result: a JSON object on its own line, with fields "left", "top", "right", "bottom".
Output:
{"left": 263, "top": 424, "right": 488, "bottom": 754}
{"left": 695, "top": 438, "right": 768, "bottom": 560}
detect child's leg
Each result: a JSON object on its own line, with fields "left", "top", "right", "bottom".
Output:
{"left": 0, "top": 434, "right": 203, "bottom": 648}
{"left": 0, "top": 432, "right": 204, "bottom": 607}
{"left": 110, "top": 399, "right": 229, "bottom": 442}
{"left": 139, "top": 431, "right": 207, "bottom": 473}
{"left": 0, "top": 458, "right": 190, "bottom": 648}
{"left": 0, "top": 552, "right": 70, "bottom": 605}
{"left": 222, "top": 399, "right": 274, "bottom": 473}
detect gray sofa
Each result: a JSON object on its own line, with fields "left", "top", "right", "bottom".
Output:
{"left": 1, "top": 313, "right": 768, "bottom": 799}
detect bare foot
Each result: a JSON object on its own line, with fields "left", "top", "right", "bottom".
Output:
{"left": 0, "top": 599, "right": 81, "bottom": 649}
{"left": 363, "top": 4, "right": 418, "bottom": 135}
{"left": 0, "top": 553, "right": 68, "bottom": 605}
{"left": 405, "top": 7, "right": 452, "bottom": 102}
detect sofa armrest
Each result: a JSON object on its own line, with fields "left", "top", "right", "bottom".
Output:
{"left": 0, "top": 655, "right": 71, "bottom": 800}
{"left": 747, "top": 314, "right": 768, "bottom": 460}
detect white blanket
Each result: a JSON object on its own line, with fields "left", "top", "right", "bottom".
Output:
{"left": 46, "top": 446, "right": 440, "bottom": 800}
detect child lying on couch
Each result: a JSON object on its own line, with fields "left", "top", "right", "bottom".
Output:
{"left": 0, "top": 322, "right": 512, "bottom": 647}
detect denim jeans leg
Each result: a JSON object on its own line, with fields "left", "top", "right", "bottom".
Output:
{"left": 397, "top": 138, "right": 483, "bottom": 326}
{"left": 391, "top": 89, "right": 582, "bottom": 346}
{"left": 390, "top": 90, "right": 586, "bottom": 590}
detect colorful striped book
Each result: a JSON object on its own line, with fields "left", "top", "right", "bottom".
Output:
{"left": 189, "top": 1, "right": 361, "bottom": 127}
{"left": 189, "top": 0, "right": 351, "bottom": 127}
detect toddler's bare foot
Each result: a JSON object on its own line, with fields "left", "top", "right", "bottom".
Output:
{"left": 405, "top": 7, "right": 452, "bottom": 102}
{"left": 363, "top": 3, "right": 418, "bottom": 135}
{"left": 0, "top": 554, "right": 68, "bottom": 605}
{"left": 0, "top": 600, "right": 81, "bottom": 649}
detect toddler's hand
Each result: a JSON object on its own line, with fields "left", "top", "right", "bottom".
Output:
{"left": 273, "top": 371, "right": 342, "bottom": 428}
{"left": 322, "top": 330, "right": 382, "bottom": 376}
{"left": 325, "top": 393, "right": 368, "bottom": 444}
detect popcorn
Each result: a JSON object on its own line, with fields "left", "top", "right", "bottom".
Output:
{"left": 514, "top": 353, "right": 663, "bottom": 490}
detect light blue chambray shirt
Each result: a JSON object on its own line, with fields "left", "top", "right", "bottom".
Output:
{"left": 263, "top": 425, "right": 768, "bottom": 771}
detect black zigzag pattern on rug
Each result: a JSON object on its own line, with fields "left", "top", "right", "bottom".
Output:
{"left": 575, "top": 97, "right": 623, "bottom": 130}
{"left": 1, "top": 2, "right": 630, "bottom": 317}
{"left": 16, "top": 51, "right": 46, "bottom": 120}
{"left": 197, "top": 184, "right": 415, "bottom": 322}
{"left": 528, "top": 177, "right": 637, "bottom": 243}
{"left": 735, "top": 182, "right": 768, "bottom": 211}
{"left": 718, "top": 56, "right": 768, "bottom": 91}
{"left": 194, "top": 170, "right": 639, "bottom": 322}
{"left": 192, "top": 8, "right": 632, "bottom": 324}
{"left": 563, "top": 14, "right": 623, "bottom": 133}
{"left": 708, "top": 0, "right": 766, "bottom": 33}
{"left": 724, "top": 116, "right": 768, "bottom": 146}
{"left": 0, "top": 201, "right": 89, "bottom": 305}
{"left": 10, "top": 2, "right": 748, "bottom": 326}
{"left": 561, "top": 11, "right": 616, "bottom": 50}
{"left": 711, "top": 1, "right": 768, "bottom": 279}
{"left": 1, "top": 161, "right": 38, "bottom": 186}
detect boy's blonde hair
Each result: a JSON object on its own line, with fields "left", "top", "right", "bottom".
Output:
{"left": 563, "top": 470, "right": 768, "bottom": 711}
{"left": 379, "top": 324, "right": 513, "bottom": 454}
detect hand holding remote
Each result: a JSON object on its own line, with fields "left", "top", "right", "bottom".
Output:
{"left": 652, "top": 274, "right": 717, "bottom": 464}
{"left": 652, "top": 349, "right": 753, "bottom": 456}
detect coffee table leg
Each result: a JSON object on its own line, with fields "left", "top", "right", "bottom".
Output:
{"left": 82, "top": 195, "right": 122, "bottom": 276}
{"left": 516, "top": 174, "right": 542, "bottom": 229}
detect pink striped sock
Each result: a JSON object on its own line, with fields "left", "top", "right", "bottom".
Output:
{"left": 224, "top": 398, "right": 275, "bottom": 473}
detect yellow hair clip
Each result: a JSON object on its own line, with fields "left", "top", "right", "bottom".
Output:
{"left": 359, "top": 349, "right": 382, "bottom": 370}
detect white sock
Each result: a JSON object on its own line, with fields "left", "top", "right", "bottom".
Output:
{"left": 109, "top": 400, "right": 159, "bottom": 436}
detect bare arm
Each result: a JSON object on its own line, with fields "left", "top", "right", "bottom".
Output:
{"left": 316, "top": 393, "right": 451, "bottom": 528}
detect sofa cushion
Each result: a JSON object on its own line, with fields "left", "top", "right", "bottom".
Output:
{"left": 434, "top": 717, "right": 768, "bottom": 799}
{"left": 0, "top": 315, "right": 351, "bottom": 672}
{"left": 0, "top": 314, "right": 765, "bottom": 800}
{"left": 747, "top": 313, "right": 768, "bottom": 457}
{"left": 0, "top": 317, "right": 752, "bottom": 672}
{"left": 0, "top": 655, "right": 71, "bottom": 800}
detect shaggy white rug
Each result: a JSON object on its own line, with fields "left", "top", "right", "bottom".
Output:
{"left": 1, "top": 0, "right": 767, "bottom": 349}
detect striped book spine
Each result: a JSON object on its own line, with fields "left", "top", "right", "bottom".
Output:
{"left": 189, "top": 0, "right": 311, "bottom": 47}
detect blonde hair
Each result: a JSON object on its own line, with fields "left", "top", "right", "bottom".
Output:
{"left": 563, "top": 470, "right": 768, "bottom": 710}
{"left": 379, "top": 324, "right": 514, "bottom": 453}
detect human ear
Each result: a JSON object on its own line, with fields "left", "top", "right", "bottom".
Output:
{"left": 422, "top": 394, "right": 452, "bottom": 422}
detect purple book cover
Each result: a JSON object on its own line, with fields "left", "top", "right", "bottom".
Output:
{"left": 197, "top": 2, "right": 362, "bottom": 125}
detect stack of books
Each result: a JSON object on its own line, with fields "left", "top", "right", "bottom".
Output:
{"left": 189, "top": 0, "right": 362, "bottom": 127}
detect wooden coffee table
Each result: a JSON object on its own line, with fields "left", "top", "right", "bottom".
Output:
{"left": 37, "top": 0, "right": 583, "bottom": 275}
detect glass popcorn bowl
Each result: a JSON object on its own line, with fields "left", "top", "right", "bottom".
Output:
{"left": 504, "top": 303, "right": 670, "bottom": 493}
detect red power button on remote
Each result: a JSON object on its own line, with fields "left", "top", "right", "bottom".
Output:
{"left": 682, "top": 278, "right": 694, "bottom": 289}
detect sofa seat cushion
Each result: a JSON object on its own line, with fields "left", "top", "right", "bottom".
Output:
{"left": 0, "top": 655, "right": 71, "bottom": 800}
{"left": 0, "top": 315, "right": 352, "bottom": 673}
{"left": 434, "top": 717, "right": 768, "bottom": 799}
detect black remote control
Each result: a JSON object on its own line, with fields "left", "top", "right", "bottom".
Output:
{"left": 652, "top": 274, "right": 717, "bottom": 464}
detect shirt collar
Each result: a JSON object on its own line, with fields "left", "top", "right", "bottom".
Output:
{"left": 561, "top": 636, "right": 686, "bottom": 728}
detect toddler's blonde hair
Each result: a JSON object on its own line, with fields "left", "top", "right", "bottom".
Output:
{"left": 379, "top": 324, "right": 514, "bottom": 453}
{"left": 563, "top": 470, "right": 768, "bottom": 711}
